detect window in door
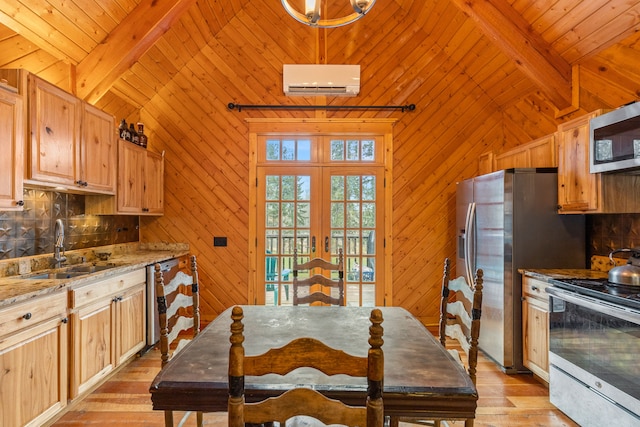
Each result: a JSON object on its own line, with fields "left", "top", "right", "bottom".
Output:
{"left": 255, "top": 134, "right": 386, "bottom": 307}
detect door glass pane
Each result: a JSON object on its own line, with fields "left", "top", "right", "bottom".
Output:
{"left": 263, "top": 173, "right": 312, "bottom": 306}
{"left": 330, "top": 173, "right": 376, "bottom": 306}
{"left": 266, "top": 138, "right": 312, "bottom": 161}
{"left": 330, "top": 138, "right": 376, "bottom": 161}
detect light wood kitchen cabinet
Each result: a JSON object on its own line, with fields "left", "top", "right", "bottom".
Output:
{"left": 68, "top": 269, "right": 146, "bottom": 399}
{"left": 478, "top": 133, "right": 556, "bottom": 174}
{"left": 26, "top": 73, "right": 81, "bottom": 187}
{"left": 86, "top": 139, "right": 164, "bottom": 215}
{"left": 0, "top": 69, "right": 117, "bottom": 194}
{"left": 0, "top": 85, "right": 24, "bottom": 211}
{"left": 557, "top": 110, "right": 640, "bottom": 213}
{"left": 495, "top": 133, "right": 557, "bottom": 170}
{"left": 522, "top": 276, "right": 549, "bottom": 383}
{"left": 0, "top": 291, "right": 68, "bottom": 427}
{"left": 80, "top": 102, "right": 118, "bottom": 193}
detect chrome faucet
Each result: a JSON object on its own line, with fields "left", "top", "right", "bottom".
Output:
{"left": 53, "top": 219, "right": 67, "bottom": 268}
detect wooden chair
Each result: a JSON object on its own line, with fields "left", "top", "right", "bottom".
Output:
{"left": 292, "top": 248, "right": 344, "bottom": 306}
{"left": 155, "top": 255, "right": 202, "bottom": 427}
{"left": 390, "top": 258, "right": 483, "bottom": 427}
{"left": 228, "top": 305, "right": 384, "bottom": 427}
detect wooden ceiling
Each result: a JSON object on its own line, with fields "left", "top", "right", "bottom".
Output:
{"left": 2, "top": 0, "right": 640, "bottom": 113}
{"left": 3, "top": 0, "right": 640, "bottom": 322}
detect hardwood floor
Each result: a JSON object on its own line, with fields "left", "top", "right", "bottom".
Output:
{"left": 50, "top": 345, "right": 578, "bottom": 427}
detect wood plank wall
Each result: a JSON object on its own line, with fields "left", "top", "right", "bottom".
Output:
{"left": 2, "top": 1, "right": 640, "bottom": 325}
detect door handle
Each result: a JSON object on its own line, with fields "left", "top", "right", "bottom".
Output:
{"left": 311, "top": 236, "right": 316, "bottom": 253}
{"left": 325, "top": 236, "right": 329, "bottom": 253}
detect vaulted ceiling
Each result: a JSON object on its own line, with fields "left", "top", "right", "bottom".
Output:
{"left": 3, "top": 0, "right": 640, "bottom": 321}
{"left": 3, "top": 0, "right": 640, "bottom": 115}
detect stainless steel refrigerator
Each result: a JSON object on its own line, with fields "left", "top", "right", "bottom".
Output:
{"left": 456, "top": 168, "right": 585, "bottom": 373}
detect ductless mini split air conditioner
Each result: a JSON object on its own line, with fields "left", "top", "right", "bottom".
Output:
{"left": 283, "top": 64, "right": 360, "bottom": 96}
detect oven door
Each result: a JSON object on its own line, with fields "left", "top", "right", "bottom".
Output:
{"left": 547, "top": 287, "right": 640, "bottom": 426}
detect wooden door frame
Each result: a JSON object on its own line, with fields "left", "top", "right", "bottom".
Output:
{"left": 247, "top": 118, "right": 396, "bottom": 306}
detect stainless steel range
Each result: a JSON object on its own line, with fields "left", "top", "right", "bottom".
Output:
{"left": 546, "top": 277, "right": 640, "bottom": 426}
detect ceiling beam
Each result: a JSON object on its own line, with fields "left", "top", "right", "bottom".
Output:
{"left": 76, "top": 0, "right": 197, "bottom": 104}
{"left": 448, "top": 0, "right": 573, "bottom": 110}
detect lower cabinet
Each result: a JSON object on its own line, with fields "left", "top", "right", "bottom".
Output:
{"left": 68, "top": 269, "right": 146, "bottom": 399}
{"left": 0, "top": 291, "right": 68, "bottom": 427}
{"left": 522, "top": 276, "right": 550, "bottom": 383}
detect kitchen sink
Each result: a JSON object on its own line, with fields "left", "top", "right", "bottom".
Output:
{"left": 21, "top": 263, "right": 125, "bottom": 280}
{"left": 24, "top": 272, "right": 87, "bottom": 280}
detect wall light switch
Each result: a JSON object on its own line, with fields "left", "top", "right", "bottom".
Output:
{"left": 213, "top": 237, "right": 227, "bottom": 247}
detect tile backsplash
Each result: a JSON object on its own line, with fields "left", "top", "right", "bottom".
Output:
{"left": 587, "top": 213, "right": 640, "bottom": 257}
{"left": 0, "top": 188, "right": 138, "bottom": 260}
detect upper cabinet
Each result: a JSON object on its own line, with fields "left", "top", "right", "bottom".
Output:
{"left": 25, "top": 74, "right": 116, "bottom": 194}
{"left": 478, "top": 133, "right": 557, "bottom": 175}
{"left": 557, "top": 110, "right": 640, "bottom": 214}
{"left": 80, "top": 103, "right": 118, "bottom": 193}
{"left": 86, "top": 139, "right": 164, "bottom": 216}
{"left": 27, "top": 74, "right": 81, "bottom": 187}
{"left": 0, "top": 85, "right": 24, "bottom": 210}
{"left": 0, "top": 70, "right": 117, "bottom": 196}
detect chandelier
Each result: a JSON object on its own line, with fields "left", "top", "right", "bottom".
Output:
{"left": 281, "top": 0, "right": 377, "bottom": 28}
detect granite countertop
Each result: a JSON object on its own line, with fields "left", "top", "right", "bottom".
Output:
{"left": 0, "top": 243, "right": 189, "bottom": 308}
{"left": 520, "top": 268, "right": 609, "bottom": 283}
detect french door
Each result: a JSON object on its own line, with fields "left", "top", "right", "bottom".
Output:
{"left": 255, "top": 134, "right": 386, "bottom": 307}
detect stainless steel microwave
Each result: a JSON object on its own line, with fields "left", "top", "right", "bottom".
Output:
{"left": 590, "top": 102, "right": 640, "bottom": 173}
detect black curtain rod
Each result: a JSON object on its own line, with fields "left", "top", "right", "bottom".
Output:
{"left": 227, "top": 102, "right": 415, "bottom": 112}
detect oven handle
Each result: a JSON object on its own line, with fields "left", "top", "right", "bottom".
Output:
{"left": 547, "top": 286, "right": 640, "bottom": 325}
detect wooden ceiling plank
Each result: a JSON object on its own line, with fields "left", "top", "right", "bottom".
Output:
{"left": 0, "top": 0, "right": 84, "bottom": 62}
{"left": 76, "top": 0, "right": 197, "bottom": 103}
{"left": 448, "top": 0, "right": 572, "bottom": 109}
{"left": 20, "top": 0, "right": 102, "bottom": 51}
{"left": 557, "top": 2, "right": 640, "bottom": 62}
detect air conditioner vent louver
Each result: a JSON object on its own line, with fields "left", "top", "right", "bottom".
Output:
{"left": 283, "top": 64, "right": 360, "bottom": 96}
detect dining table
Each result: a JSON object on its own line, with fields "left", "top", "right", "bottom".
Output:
{"left": 149, "top": 305, "right": 478, "bottom": 420}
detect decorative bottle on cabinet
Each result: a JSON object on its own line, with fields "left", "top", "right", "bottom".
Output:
{"left": 137, "top": 123, "right": 148, "bottom": 148}
{"left": 119, "top": 119, "right": 128, "bottom": 140}
{"left": 129, "top": 123, "right": 139, "bottom": 145}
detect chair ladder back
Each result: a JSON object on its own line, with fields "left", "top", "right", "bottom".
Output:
{"left": 228, "top": 305, "right": 384, "bottom": 427}
{"left": 467, "top": 268, "right": 483, "bottom": 384}
{"left": 441, "top": 266, "right": 484, "bottom": 385}
{"left": 438, "top": 258, "right": 452, "bottom": 348}
{"left": 155, "top": 255, "right": 201, "bottom": 368}
{"left": 292, "top": 248, "right": 344, "bottom": 306}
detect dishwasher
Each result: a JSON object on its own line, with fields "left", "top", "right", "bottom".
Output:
{"left": 146, "top": 257, "right": 181, "bottom": 347}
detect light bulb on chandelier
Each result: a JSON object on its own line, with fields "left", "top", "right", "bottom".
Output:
{"left": 281, "top": 0, "right": 376, "bottom": 28}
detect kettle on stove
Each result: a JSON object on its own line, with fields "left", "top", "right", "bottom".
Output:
{"left": 608, "top": 248, "right": 640, "bottom": 287}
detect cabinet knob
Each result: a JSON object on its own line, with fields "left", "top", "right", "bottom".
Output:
{"left": 16, "top": 200, "right": 24, "bottom": 206}
{"left": 61, "top": 317, "right": 68, "bottom": 324}
{"left": 23, "top": 312, "right": 32, "bottom": 320}
{"left": 531, "top": 286, "right": 539, "bottom": 291}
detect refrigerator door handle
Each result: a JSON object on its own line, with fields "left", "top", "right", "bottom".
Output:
{"left": 465, "top": 202, "right": 476, "bottom": 285}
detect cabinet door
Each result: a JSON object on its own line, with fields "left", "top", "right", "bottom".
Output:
{"left": 117, "top": 140, "right": 146, "bottom": 213}
{"left": 115, "top": 283, "right": 146, "bottom": 364}
{"left": 0, "top": 316, "right": 67, "bottom": 427}
{"left": 557, "top": 112, "right": 600, "bottom": 212}
{"left": 70, "top": 299, "right": 115, "bottom": 399}
{"left": 143, "top": 150, "right": 164, "bottom": 214}
{"left": 522, "top": 295, "right": 549, "bottom": 382}
{"left": 81, "top": 103, "right": 117, "bottom": 194}
{"left": 27, "top": 74, "right": 81, "bottom": 186}
{"left": 0, "top": 88, "right": 24, "bottom": 210}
